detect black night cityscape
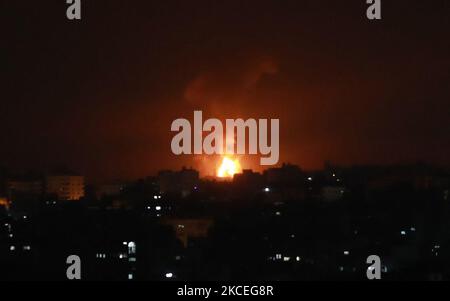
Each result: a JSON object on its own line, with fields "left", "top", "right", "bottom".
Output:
{"left": 1, "top": 0, "right": 450, "bottom": 287}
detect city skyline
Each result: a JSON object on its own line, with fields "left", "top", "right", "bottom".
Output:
{"left": 1, "top": 1, "right": 450, "bottom": 182}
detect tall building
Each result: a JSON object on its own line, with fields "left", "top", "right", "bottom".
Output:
{"left": 46, "top": 174, "right": 85, "bottom": 201}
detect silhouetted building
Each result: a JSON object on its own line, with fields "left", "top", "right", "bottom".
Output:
{"left": 233, "top": 169, "right": 264, "bottom": 196}
{"left": 96, "top": 183, "right": 126, "bottom": 199}
{"left": 46, "top": 174, "right": 85, "bottom": 201}
{"left": 162, "top": 218, "right": 213, "bottom": 248}
{"left": 158, "top": 167, "right": 199, "bottom": 197}
{"left": 6, "top": 176, "right": 43, "bottom": 212}
{"left": 263, "top": 163, "right": 306, "bottom": 201}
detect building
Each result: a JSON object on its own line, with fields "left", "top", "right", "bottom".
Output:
{"left": 162, "top": 218, "right": 213, "bottom": 248}
{"left": 46, "top": 174, "right": 85, "bottom": 201}
{"left": 263, "top": 163, "right": 306, "bottom": 201}
{"left": 96, "top": 183, "right": 126, "bottom": 199}
{"left": 158, "top": 167, "right": 199, "bottom": 197}
{"left": 7, "top": 179, "right": 43, "bottom": 196}
{"left": 233, "top": 169, "right": 264, "bottom": 195}
{"left": 6, "top": 176, "right": 43, "bottom": 212}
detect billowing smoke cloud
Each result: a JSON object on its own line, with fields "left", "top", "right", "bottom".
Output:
{"left": 184, "top": 55, "right": 279, "bottom": 115}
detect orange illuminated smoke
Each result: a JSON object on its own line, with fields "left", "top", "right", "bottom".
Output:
{"left": 217, "top": 157, "right": 241, "bottom": 178}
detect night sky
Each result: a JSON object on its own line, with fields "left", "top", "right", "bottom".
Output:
{"left": 1, "top": 0, "right": 449, "bottom": 182}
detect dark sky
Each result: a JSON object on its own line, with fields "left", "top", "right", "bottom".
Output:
{"left": 1, "top": 0, "right": 449, "bottom": 183}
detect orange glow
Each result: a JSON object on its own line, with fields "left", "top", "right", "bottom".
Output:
{"left": 217, "top": 156, "right": 241, "bottom": 178}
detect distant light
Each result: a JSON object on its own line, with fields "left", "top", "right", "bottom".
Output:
{"left": 165, "top": 273, "right": 173, "bottom": 278}
{"left": 410, "top": 227, "right": 416, "bottom": 232}
{"left": 178, "top": 224, "right": 185, "bottom": 229}
{"left": 339, "top": 266, "right": 344, "bottom": 272}
{"left": 155, "top": 206, "right": 161, "bottom": 211}
{"left": 23, "top": 245, "right": 31, "bottom": 251}
{"left": 275, "top": 254, "right": 282, "bottom": 260}
{"left": 9, "top": 234, "right": 13, "bottom": 238}
{"left": 332, "top": 173, "right": 336, "bottom": 177}
{"left": 128, "top": 274, "right": 133, "bottom": 280}
{"left": 290, "top": 234, "right": 295, "bottom": 238}
{"left": 434, "top": 245, "right": 441, "bottom": 249}
{"left": 147, "top": 206, "right": 151, "bottom": 210}
{"left": 128, "top": 242, "right": 136, "bottom": 255}
{"left": 123, "top": 241, "right": 128, "bottom": 245}
{"left": 23, "top": 215, "right": 27, "bottom": 219}
{"left": 344, "top": 251, "right": 350, "bottom": 255}
{"left": 10, "top": 246, "right": 15, "bottom": 251}
{"left": 153, "top": 196, "right": 158, "bottom": 200}
{"left": 264, "top": 187, "right": 270, "bottom": 192}
{"left": 175, "top": 256, "right": 181, "bottom": 260}
{"left": 296, "top": 256, "right": 301, "bottom": 262}
{"left": 157, "top": 214, "right": 161, "bottom": 217}
{"left": 336, "top": 179, "right": 340, "bottom": 182}
{"left": 129, "top": 257, "right": 136, "bottom": 262}
{"left": 158, "top": 196, "right": 162, "bottom": 199}
{"left": 307, "top": 177, "right": 313, "bottom": 181}
{"left": 283, "top": 257, "right": 290, "bottom": 262}
{"left": 400, "top": 231, "right": 406, "bottom": 236}
{"left": 275, "top": 211, "right": 281, "bottom": 216}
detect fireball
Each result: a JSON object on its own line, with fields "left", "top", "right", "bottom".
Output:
{"left": 217, "top": 157, "right": 241, "bottom": 178}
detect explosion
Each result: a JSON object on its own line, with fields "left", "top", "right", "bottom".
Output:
{"left": 217, "top": 157, "right": 241, "bottom": 178}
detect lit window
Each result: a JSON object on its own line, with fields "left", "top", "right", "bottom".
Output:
{"left": 128, "top": 242, "right": 136, "bottom": 255}
{"left": 165, "top": 273, "right": 173, "bottom": 278}
{"left": 400, "top": 231, "right": 406, "bottom": 236}
{"left": 283, "top": 257, "right": 290, "bottom": 262}
{"left": 128, "top": 274, "right": 133, "bottom": 280}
